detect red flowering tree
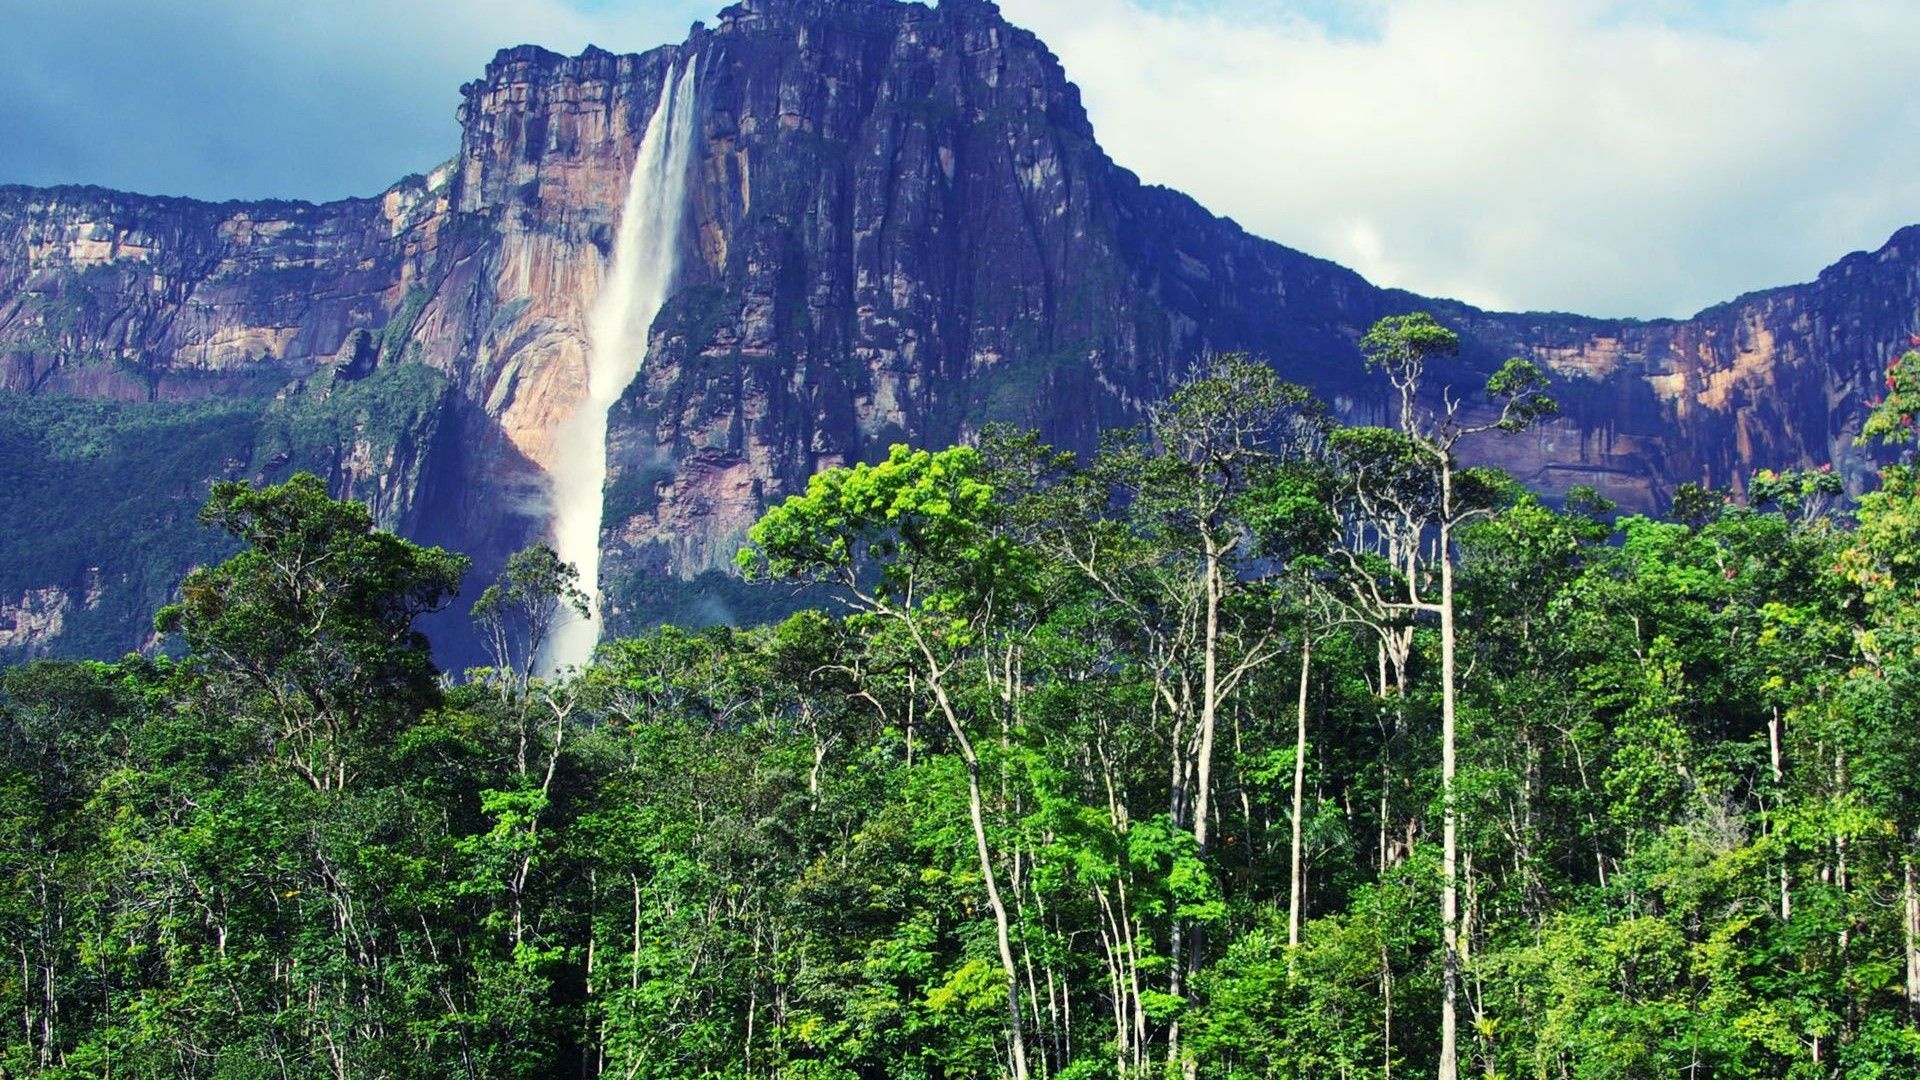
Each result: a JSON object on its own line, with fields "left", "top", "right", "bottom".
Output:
{"left": 1861, "top": 346, "right": 1920, "bottom": 444}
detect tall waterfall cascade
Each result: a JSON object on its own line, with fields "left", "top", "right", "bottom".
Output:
{"left": 545, "top": 56, "right": 701, "bottom": 671}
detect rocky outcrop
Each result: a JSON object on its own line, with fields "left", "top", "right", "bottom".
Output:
{"left": 1452, "top": 236, "right": 1920, "bottom": 507}
{"left": 1, "top": 0, "right": 1916, "bottom": 657}
{"left": 0, "top": 179, "right": 433, "bottom": 397}
{"left": 0, "top": 587, "right": 72, "bottom": 656}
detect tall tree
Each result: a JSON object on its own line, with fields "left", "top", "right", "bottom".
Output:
{"left": 471, "top": 543, "right": 590, "bottom": 689}
{"left": 1343, "top": 313, "right": 1555, "bottom": 1080}
{"left": 739, "top": 443, "right": 1040, "bottom": 1080}
{"left": 1843, "top": 346, "right": 1920, "bottom": 1026}
{"left": 156, "top": 472, "right": 468, "bottom": 791}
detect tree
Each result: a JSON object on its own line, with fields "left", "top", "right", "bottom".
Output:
{"left": 156, "top": 472, "right": 468, "bottom": 791}
{"left": 1843, "top": 346, "right": 1920, "bottom": 1026}
{"left": 128, "top": 475, "right": 482, "bottom": 1075}
{"left": 29, "top": 361, "right": 1920, "bottom": 1076}
{"left": 1008, "top": 359, "right": 1331, "bottom": 1068}
{"left": 471, "top": 543, "right": 590, "bottom": 689}
{"left": 1343, "top": 312, "right": 1556, "bottom": 1080}
{"left": 739, "top": 443, "right": 1039, "bottom": 1080}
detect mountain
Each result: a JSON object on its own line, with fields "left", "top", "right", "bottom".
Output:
{"left": 0, "top": 0, "right": 1912, "bottom": 661}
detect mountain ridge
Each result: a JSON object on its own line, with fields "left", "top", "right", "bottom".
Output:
{"left": 0, "top": 0, "right": 1912, "bottom": 660}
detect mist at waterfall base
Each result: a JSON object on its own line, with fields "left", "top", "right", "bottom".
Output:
{"left": 543, "top": 57, "right": 701, "bottom": 673}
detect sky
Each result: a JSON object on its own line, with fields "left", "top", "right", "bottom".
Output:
{"left": 3, "top": 0, "right": 1917, "bottom": 318}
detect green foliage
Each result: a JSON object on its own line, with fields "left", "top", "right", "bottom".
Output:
{"left": 155, "top": 473, "right": 468, "bottom": 788}
{"left": 1859, "top": 347, "right": 1920, "bottom": 447}
{"left": 252, "top": 360, "right": 451, "bottom": 504}
{"left": 1359, "top": 311, "right": 1460, "bottom": 377}
{"left": 1484, "top": 356, "right": 1558, "bottom": 431}
{"left": 378, "top": 286, "right": 432, "bottom": 367}
{"left": 471, "top": 543, "right": 589, "bottom": 683}
{"left": 9, "top": 347, "right": 1920, "bottom": 1078}
{"left": 601, "top": 566, "right": 818, "bottom": 639}
{"left": 0, "top": 394, "right": 260, "bottom": 658}
{"left": 740, "top": 442, "right": 1034, "bottom": 615}
{"left": 0, "top": 360, "right": 454, "bottom": 663}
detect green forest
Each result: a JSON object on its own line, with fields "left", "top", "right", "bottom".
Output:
{"left": 6, "top": 314, "right": 1920, "bottom": 1078}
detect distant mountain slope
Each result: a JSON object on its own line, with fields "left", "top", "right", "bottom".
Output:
{"left": 0, "top": 0, "right": 1912, "bottom": 659}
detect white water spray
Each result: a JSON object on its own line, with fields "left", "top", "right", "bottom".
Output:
{"left": 546, "top": 57, "right": 700, "bottom": 671}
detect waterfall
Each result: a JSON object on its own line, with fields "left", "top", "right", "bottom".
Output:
{"left": 546, "top": 56, "right": 700, "bottom": 671}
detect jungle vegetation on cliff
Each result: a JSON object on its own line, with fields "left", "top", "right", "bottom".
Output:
{"left": 6, "top": 317, "right": 1920, "bottom": 1079}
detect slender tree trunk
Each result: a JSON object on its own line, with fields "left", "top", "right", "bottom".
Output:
{"left": 1770, "top": 708, "right": 1790, "bottom": 922}
{"left": 1095, "top": 894, "right": 1129, "bottom": 1075}
{"left": 1160, "top": 620, "right": 1193, "bottom": 1074}
{"left": 1167, "top": 695, "right": 1190, "bottom": 829}
{"left": 1289, "top": 640, "right": 1312, "bottom": 958}
{"left": 1234, "top": 706, "right": 1258, "bottom": 867}
{"left": 808, "top": 724, "right": 826, "bottom": 811}
{"left": 1171, "top": 544, "right": 1225, "bottom": 1078}
{"left": 1195, "top": 547, "right": 1223, "bottom": 854}
{"left": 1379, "top": 738, "right": 1392, "bottom": 875}
{"left": 745, "top": 975, "right": 757, "bottom": 1079}
{"left": 927, "top": 676, "right": 1030, "bottom": 1080}
{"left": 1905, "top": 842, "right": 1920, "bottom": 1022}
{"left": 1382, "top": 942, "right": 1394, "bottom": 1080}
{"left": 1836, "top": 749, "right": 1851, "bottom": 963}
{"left": 1438, "top": 517, "right": 1460, "bottom": 1080}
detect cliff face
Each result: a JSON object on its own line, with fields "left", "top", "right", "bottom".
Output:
{"left": 1454, "top": 236, "right": 1920, "bottom": 507}
{"left": 0, "top": 0, "right": 1915, "bottom": 658}
{"left": 0, "top": 181, "right": 426, "bottom": 395}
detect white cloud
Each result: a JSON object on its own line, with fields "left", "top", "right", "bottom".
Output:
{"left": 997, "top": 0, "right": 1920, "bottom": 316}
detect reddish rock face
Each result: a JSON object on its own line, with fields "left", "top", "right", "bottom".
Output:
{"left": 0, "top": 0, "right": 1914, "bottom": 656}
